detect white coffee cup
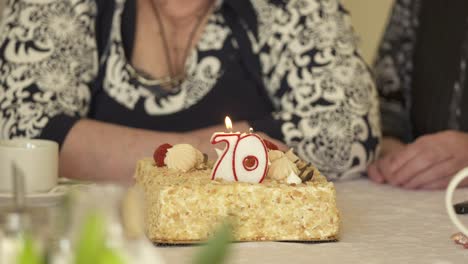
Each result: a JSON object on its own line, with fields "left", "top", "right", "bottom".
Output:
{"left": 0, "top": 139, "right": 58, "bottom": 193}
{"left": 445, "top": 167, "right": 468, "bottom": 236}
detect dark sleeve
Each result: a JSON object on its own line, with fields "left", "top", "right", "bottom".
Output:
{"left": 255, "top": 0, "right": 381, "bottom": 180}
{"left": 373, "top": 0, "right": 421, "bottom": 142}
{"left": 0, "top": 0, "right": 99, "bottom": 147}
{"left": 249, "top": 116, "right": 283, "bottom": 140}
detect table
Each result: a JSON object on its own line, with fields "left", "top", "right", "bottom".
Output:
{"left": 156, "top": 180, "right": 468, "bottom": 264}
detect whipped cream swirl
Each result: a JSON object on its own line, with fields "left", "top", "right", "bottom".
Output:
{"left": 165, "top": 144, "right": 204, "bottom": 172}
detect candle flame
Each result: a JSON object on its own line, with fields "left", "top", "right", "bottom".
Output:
{"left": 225, "top": 116, "right": 233, "bottom": 131}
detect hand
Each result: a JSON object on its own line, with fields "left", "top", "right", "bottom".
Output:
{"left": 369, "top": 131, "right": 468, "bottom": 190}
{"left": 368, "top": 137, "right": 406, "bottom": 184}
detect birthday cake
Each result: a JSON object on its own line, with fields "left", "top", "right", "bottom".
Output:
{"left": 135, "top": 132, "right": 340, "bottom": 243}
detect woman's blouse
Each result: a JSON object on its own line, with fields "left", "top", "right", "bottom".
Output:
{"left": 0, "top": 0, "right": 380, "bottom": 180}
{"left": 375, "top": 0, "right": 468, "bottom": 142}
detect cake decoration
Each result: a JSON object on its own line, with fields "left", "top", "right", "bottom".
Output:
{"left": 285, "top": 148, "right": 300, "bottom": 163}
{"left": 164, "top": 144, "right": 204, "bottom": 172}
{"left": 452, "top": 232, "right": 468, "bottom": 248}
{"left": 286, "top": 171, "right": 302, "bottom": 185}
{"left": 242, "top": 155, "right": 258, "bottom": 171}
{"left": 153, "top": 143, "right": 172, "bottom": 167}
{"left": 152, "top": 137, "right": 316, "bottom": 184}
{"left": 294, "top": 159, "right": 315, "bottom": 182}
{"left": 211, "top": 132, "right": 268, "bottom": 183}
{"left": 263, "top": 139, "right": 279, "bottom": 150}
{"left": 210, "top": 117, "right": 269, "bottom": 183}
{"left": 268, "top": 150, "right": 285, "bottom": 163}
{"left": 275, "top": 149, "right": 317, "bottom": 183}
{"left": 267, "top": 156, "right": 299, "bottom": 181}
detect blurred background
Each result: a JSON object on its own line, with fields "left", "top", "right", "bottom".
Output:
{"left": 343, "top": 0, "right": 394, "bottom": 64}
{"left": 0, "top": 0, "right": 393, "bottom": 64}
{"left": 0, "top": 0, "right": 3, "bottom": 21}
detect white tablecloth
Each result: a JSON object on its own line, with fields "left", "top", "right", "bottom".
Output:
{"left": 156, "top": 180, "right": 468, "bottom": 264}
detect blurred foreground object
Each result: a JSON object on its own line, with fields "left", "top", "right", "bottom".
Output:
{"left": 62, "top": 185, "right": 165, "bottom": 264}
{"left": 451, "top": 232, "right": 468, "bottom": 249}
{"left": 192, "top": 222, "right": 232, "bottom": 264}
{"left": 0, "top": 163, "right": 46, "bottom": 264}
{"left": 1, "top": 183, "right": 165, "bottom": 264}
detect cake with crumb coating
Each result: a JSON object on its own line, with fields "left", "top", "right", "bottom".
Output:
{"left": 134, "top": 143, "right": 340, "bottom": 244}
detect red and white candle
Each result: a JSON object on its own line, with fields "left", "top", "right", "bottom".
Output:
{"left": 211, "top": 117, "right": 268, "bottom": 183}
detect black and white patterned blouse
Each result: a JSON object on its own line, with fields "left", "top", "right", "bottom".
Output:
{"left": 0, "top": 0, "right": 380, "bottom": 180}
{"left": 375, "top": 0, "right": 468, "bottom": 142}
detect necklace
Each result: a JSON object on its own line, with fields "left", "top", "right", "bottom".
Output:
{"left": 147, "top": 0, "right": 215, "bottom": 90}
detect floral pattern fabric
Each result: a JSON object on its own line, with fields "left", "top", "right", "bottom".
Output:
{"left": 0, "top": 0, "right": 96, "bottom": 139}
{"left": 375, "top": 0, "right": 468, "bottom": 139}
{"left": 373, "top": 0, "right": 421, "bottom": 142}
{"left": 251, "top": 0, "right": 380, "bottom": 179}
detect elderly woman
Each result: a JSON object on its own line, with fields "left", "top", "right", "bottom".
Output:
{"left": 0, "top": 0, "right": 380, "bottom": 181}
{"left": 369, "top": 0, "right": 468, "bottom": 189}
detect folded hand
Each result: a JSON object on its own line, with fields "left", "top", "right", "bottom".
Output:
{"left": 368, "top": 131, "right": 468, "bottom": 190}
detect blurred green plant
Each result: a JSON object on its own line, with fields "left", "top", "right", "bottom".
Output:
{"left": 75, "top": 211, "right": 126, "bottom": 264}
{"left": 16, "top": 235, "right": 44, "bottom": 264}
{"left": 192, "top": 222, "right": 233, "bottom": 264}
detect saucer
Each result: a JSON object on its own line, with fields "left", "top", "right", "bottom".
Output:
{"left": 0, "top": 185, "right": 68, "bottom": 206}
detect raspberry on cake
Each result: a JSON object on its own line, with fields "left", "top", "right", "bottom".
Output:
{"left": 135, "top": 141, "right": 340, "bottom": 244}
{"left": 153, "top": 143, "right": 172, "bottom": 167}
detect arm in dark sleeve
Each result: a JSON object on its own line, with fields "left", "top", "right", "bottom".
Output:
{"left": 373, "top": 0, "right": 421, "bottom": 142}
{"left": 0, "top": 0, "right": 98, "bottom": 147}
{"left": 255, "top": 0, "right": 381, "bottom": 180}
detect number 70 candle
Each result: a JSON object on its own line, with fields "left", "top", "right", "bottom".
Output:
{"left": 210, "top": 117, "right": 269, "bottom": 183}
